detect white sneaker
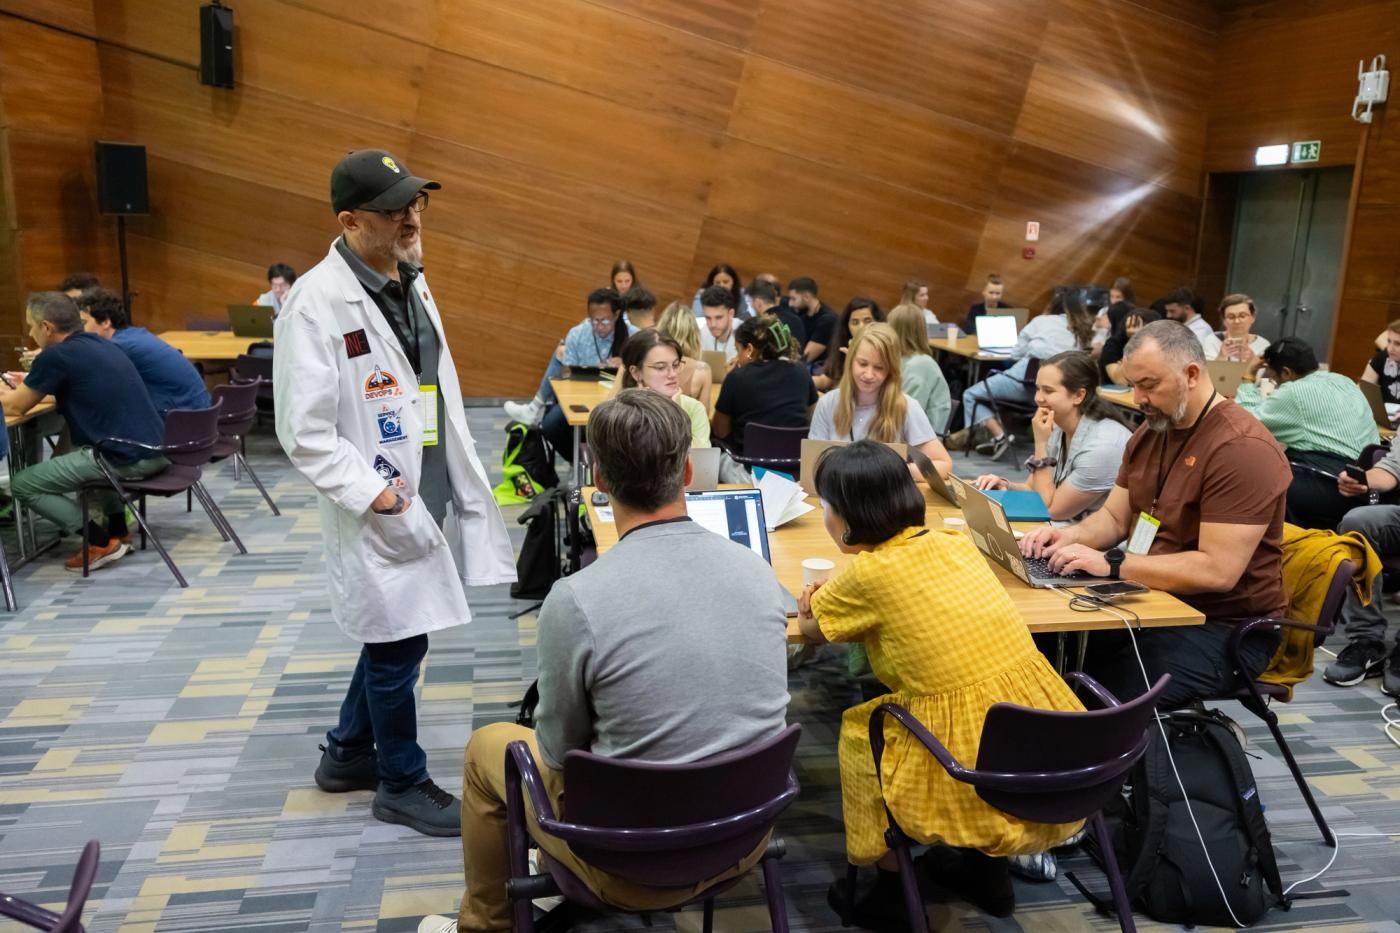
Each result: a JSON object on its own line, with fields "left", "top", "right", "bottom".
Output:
{"left": 504, "top": 399, "right": 544, "bottom": 426}
{"left": 417, "top": 916, "right": 457, "bottom": 933}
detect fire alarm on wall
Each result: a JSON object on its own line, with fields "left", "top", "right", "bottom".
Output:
{"left": 1022, "top": 247, "right": 1036, "bottom": 260}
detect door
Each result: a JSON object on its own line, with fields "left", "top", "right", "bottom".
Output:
{"left": 1225, "top": 165, "right": 1353, "bottom": 360}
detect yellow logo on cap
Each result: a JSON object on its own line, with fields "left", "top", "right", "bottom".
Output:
{"left": 382, "top": 156, "right": 401, "bottom": 173}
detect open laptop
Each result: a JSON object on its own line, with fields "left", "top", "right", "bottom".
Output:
{"left": 228, "top": 304, "right": 273, "bottom": 338}
{"left": 685, "top": 447, "right": 722, "bottom": 492}
{"left": 566, "top": 366, "right": 617, "bottom": 382}
{"left": 949, "top": 476, "right": 1087, "bottom": 587}
{"left": 907, "top": 446, "right": 959, "bottom": 505}
{"left": 701, "top": 350, "right": 730, "bottom": 384}
{"left": 995, "top": 307, "right": 1031, "bottom": 329}
{"left": 973, "top": 315, "right": 1018, "bottom": 354}
{"left": 799, "top": 438, "right": 908, "bottom": 496}
{"left": 685, "top": 488, "right": 800, "bottom": 615}
{"left": 1205, "top": 360, "right": 1248, "bottom": 399}
{"left": 1359, "top": 379, "right": 1397, "bottom": 427}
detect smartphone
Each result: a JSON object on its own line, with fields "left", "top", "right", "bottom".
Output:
{"left": 569, "top": 404, "right": 589, "bottom": 413}
{"left": 0, "top": 372, "right": 13, "bottom": 389}
{"left": 1343, "top": 464, "right": 1368, "bottom": 485}
{"left": 1084, "top": 580, "right": 1150, "bottom": 600}
{"left": 590, "top": 490, "right": 609, "bottom": 506}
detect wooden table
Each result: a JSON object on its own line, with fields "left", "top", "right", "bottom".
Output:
{"left": 928, "top": 334, "right": 1012, "bottom": 385}
{"left": 159, "top": 330, "right": 265, "bottom": 362}
{"left": 5, "top": 397, "right": 62, "bottom": 566}
{"left": 583, "top": 485, "right": 1204, "bottom": 643}
{"left": 1099, "top": 386, "right": 1140, "bottom": 414}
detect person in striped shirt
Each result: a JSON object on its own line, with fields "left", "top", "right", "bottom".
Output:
{"left": 1235, "top": 336, "right": 1380, "bottom": 530}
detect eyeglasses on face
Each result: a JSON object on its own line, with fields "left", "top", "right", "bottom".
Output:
{"left": 366, "top": 191, "right": 429, "bottom": 221}
{"left": 644, "top": 360, "right": 684, "bottom": 374}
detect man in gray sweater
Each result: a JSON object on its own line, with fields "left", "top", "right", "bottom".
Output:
{"left": 423, "top": 389, "right": 790, "bottom": 933}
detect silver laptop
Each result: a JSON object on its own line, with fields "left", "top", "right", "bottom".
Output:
{"left": 799, "top": 438, "right": 908, "bottom": 496}
{"left": 1359, "top": 379, "right": 1395, "bottom": 427}
{"left": 685, "top": 487, "right": 800, "bottom": 615}
{"left": 997, "top": 307, "right": 1031, "bottom": 329}
{"left": 685, "top": 447, "right": 722, "bottom": 491}
{"left": 949, "top": 476, "right": 1087, "bottom": 588}
{"left": 907, "top": 446, "right": 959, "bottom": 505}
{"left": 974, "top": 315, "right": 1018, "bottom": 353}
{"left": 701, "top": 350, "right": 730, "bottom": 384}
{"left": 1205, "top": 360, "right": 1248, "bottom": 399}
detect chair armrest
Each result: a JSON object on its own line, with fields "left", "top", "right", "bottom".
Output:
{"left": 869, "top": 703, "right": 970, "bottom": 785}
{"left": 93, "top": 436, "right": 166, "bottom": 458}
{"left": 505, "top": 740, "right": 560, "bottom": 826}
{"left": 1064, "top": 672, "right": 1122, "bottom": 708}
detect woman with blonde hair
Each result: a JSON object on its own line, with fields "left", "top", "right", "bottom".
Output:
{"left": 887, "top": 303, "right": 951, "bottom": 433}
{"left": 657, "top": 300, "right": 713, "bottom": 404}
{"left": 808, "top": 323, "right": 952, "bottom": 481}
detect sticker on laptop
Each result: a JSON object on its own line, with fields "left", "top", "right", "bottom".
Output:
{"left": 376, "top": 406, "right": 407, "bottom": 445}
{"left": 364, "top": 366, "right": 402, "bottom": 401}
{"left": 372, "top": 454, "right": 406, "bottom": 488}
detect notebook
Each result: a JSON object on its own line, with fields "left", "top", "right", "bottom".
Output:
{"left": 983, "top": 489, "right": 1051, "bottom": 522}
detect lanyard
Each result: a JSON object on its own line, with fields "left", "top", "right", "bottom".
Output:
{"left": 377, "top": 270, "right": 422, "bottom": 376}
{"left": 1151, "top": 389, "right": 1217, "bottom": 516}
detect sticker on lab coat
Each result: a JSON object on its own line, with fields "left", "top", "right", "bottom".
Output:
{"left": 421, "top": 384, "right": 438, "bottom": 446}
{"left": 364, "top": 366, "right": 402, "bottom": 401}
{"left": 372, "top": 454, "right": 405, "bottom": 488}
{"left": 376, "top": 406, "right": 407, "bottom": 445}
{"left": 344, "top": 329, "right": 371, "bottom": 358}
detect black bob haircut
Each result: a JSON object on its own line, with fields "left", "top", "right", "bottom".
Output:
{"left": 813, "top": 440, "right": 925, "bottom": 546}
{"left": 1261, "top": 336, "right": 1319, "bottom": 379}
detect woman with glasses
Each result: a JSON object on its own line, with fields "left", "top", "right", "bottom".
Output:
{"left": 1215, "top": 294, "right": 1270, "bottom": 361}
{"left": 617, "top": 330, "right": 711, "bottom": 448}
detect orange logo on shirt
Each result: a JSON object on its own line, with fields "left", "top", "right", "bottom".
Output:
{"left": 1185, "top": 456, "right": 1197, "bottom": 467}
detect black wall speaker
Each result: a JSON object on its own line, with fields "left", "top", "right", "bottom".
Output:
{"left": 94, "top": 142, "right": 149, "bottom": 215}
{"left": 200, "top": 2, "right": 235, "bottom": 89}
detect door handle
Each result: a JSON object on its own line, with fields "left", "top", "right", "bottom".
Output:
{"left": 1296, "top": 305, "right": 1312, "bottom": 316}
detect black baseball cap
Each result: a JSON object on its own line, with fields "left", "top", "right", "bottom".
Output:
{"left": 330, "top": 149, "right": 440, "bottom": 214}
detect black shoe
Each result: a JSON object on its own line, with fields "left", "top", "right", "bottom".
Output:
{"left": 916, "top": 847, "right": 1015, "bottom": 918}
{"left": 372, "top": 779, "right": 462, "bottom": 837}
{"left": 1383, "top": 646, "right": 1400, "bottom": 698}
{"left": 314, "top": 744, "right": 378, "bottom": 793}
{"left": 1322, "top": 640, "right": 1388, "bottom": 686}
{"left": 827, "top": 870, "right": 911, "bottom": 933}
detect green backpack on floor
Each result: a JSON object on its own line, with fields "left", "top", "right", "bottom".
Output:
{"left": 493, "top": 422, "right": 559, "bottom": 506}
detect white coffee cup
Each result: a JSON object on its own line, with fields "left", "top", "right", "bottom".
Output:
{"left": 943, "top": 516, "right": 967, "bottom": 531}
{"left": 802, "top": 557, "right": 835, "bottom": 586}
{"left": 945, "top": 323, "right": 958, "bottom": 344}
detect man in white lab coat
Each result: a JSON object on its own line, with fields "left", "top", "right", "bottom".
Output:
{"left": 275, "top": 149, "right": 515, "bottom": 837}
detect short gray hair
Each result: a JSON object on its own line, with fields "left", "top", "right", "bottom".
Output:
{"left": 587, "top": 389, "right": 690, "bottom": 511}
{"left": 26, "top": 291, "right": 82, "bottom": 334}
{"left": 1123, "top": 319, "right": 1205, "bottom": 367}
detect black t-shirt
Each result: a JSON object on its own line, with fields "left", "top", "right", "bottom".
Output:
{"left": 1370, "top": 348, "right": 1400, "bottom": 403}
{"left": 800, "top": 302, "right": 838, "bottom": 352}
{"left": 714, "top": 359, "right": 818, "bottom": 454}
{"left": 24, "top": 332, "right": 165, "bottom": 463}
{"left": 962, "top": 301, "right": 1014, "bottom": 334}
{"left": 771, "top": 302, "right": 807, "bottom": 348}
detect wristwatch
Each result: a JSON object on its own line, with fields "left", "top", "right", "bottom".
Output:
{"left": 372, "top": 491, "right": 408, "bottom": 515}
{"left": 1105, "top": 547, "right": 1125, "bottom": 580}
{"left": 1024, "top": 455, "right": 1059, "bottom": 472}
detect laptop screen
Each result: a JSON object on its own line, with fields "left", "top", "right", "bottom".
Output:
{"left": 975, "top": 315, "right": 1018, "bottom": 349}
{"left": 685, "top": 488, "right": 771, "bottom": 562}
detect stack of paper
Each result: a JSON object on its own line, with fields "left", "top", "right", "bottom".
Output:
{"left": 756, "top": 471, "right": 814, "bottom": 530}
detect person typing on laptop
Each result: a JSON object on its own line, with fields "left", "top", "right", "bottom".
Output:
{"left": 1018, "top": 320, "right": 1290, "bottom": 709}
{"left": 1233, "top": 336, "right": 1379, "bottom": 530}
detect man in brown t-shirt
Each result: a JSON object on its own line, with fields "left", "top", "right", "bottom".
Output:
{"left": 1021, "top": 320, "right": 1289, "bottom": 708}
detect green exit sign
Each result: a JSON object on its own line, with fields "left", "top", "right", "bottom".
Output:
{"left": 1292, "top": 140, "right": 1321, "bottom": 163}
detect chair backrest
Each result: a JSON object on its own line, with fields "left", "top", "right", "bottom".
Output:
{"left": 547, "top": 724, "right": 801, "bottom": 887}
{"left": 1314, "top": 558, "right": 1355, "bottom": 642}
{"left": 231, "top": 353, "right": 274, "bottom": 395}
{"left": 969, "top": 674, "right": 1170, "bottom": 824}
{"left": 1359, "top": 442, "right": 1390, "bottom": 470}
{"left": 0, "top": 839, "right": 99, "bottom": 931}
{"left": 741, "top": 423, "right": 808, "bottom": 462}
{"left": 184, "top": 318, "right": 226, "bottom": 332}
{"left": 211, "top": 379, "right": 260, "bottom": 437}
{"left": 160, "top": 401, "right": 224, "bottom": 467}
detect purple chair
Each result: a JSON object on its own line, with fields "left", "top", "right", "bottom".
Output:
{"left": 0, "top": 839, "right": 99, "bottom": 931}
{"left": 231, "top": 354, "right": 275, "bottom": 418}
{"left": 81, "top": 401, "right": 246, "bottom": 588}
{"left": 847, "top": 673, "right": 1170, "bottom": 933}
{"left": 964, "top": 357, "right": 1041, "bottom": 457}
{"left": 1212, "top": 558, "right": 1354, "bottom": 847}
{"left": 210, "top": 380, "right": 280, "bottom": 516}
{"left": 503, "top": 724, "right": 801, "bottom": 933}
{"left": 730, "top": 423, "right": 808, "bottom": 475}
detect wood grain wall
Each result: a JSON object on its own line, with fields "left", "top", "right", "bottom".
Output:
{"left": 1206, "top": 0, "right": 1400, "bottom": 378}
{"left": 0, "top": 0, "right": 1218, "bottom": 395}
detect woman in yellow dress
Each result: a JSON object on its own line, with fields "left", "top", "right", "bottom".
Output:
{"left": 796, "top": 441, "right": 1085, "bottom": 927}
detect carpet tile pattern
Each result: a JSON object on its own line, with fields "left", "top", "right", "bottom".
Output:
{"left": 0, "top": 408, "right": 1398, "bottom": 932}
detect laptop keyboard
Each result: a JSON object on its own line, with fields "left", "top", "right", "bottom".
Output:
{"left": 1024, "top": 555, "right": 1088, "bottom": 581}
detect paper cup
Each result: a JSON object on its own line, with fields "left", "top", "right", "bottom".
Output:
{"left": 943, "top": 516, "right": 967, "bottom": 531}
{"left": 802, "top": 557, "right": 835, "bottom": 586}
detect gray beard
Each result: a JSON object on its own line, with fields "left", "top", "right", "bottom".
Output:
{"left": 1143, "top": 396, "right": 1189, "bottom": 431}
{"left": 393, "top": 237, "right": 423, "bottom": 267}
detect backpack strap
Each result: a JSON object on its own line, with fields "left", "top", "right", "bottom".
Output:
{"left": 1199, "top": 718, "right": 1286, "bottom": 903}
{"left": 1123, "top": 721, "right": 1176, "bottom": 898}
{"left": 502, "top": 422, "right": 526, "bottom": 469}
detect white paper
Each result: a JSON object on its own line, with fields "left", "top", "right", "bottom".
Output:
{"left": 756, "top": 471, "right": 813, "bottom": 530}
{"left": 595, "top": 506, "right": 614, "bottom": 523}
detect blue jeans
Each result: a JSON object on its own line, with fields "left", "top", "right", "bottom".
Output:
{"left": 542, "top": 402, "right": 574, "bottom": 463}
{"left": 327, "top": 633, "right": 430, "bottom": 792}
{"left": 537, "top": 355, "right": 563, "bottom": 405}
{"left": 962, "top": 357, "right": 1033, "bottom": 428}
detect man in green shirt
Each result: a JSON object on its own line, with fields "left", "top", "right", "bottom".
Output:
{"left": 1235, "top": 336, "right": 1380, "bottom": 529}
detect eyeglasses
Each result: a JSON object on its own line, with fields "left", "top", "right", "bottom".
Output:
{"left": 645, "top": 361, "right": 684, "bottom": 374}
{"left": 366, "top": 191, "right": 429, "bottom": 221}
{"left": 588, "top": 317, "right": 615, "bottom": 328}
{"left": 1223, "top": 313, "right": 1253, "bottom": 322}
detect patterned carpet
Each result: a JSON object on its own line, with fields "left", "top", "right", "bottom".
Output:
{"left": 1, "top": 405, "right": 1398, "bottom": 932}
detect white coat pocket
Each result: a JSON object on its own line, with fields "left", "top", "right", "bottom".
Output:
{"left": 366, "top": 499, "right": 442, "bottom": 564}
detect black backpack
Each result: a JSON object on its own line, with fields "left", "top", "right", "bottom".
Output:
{"left": 510, "top": 487, "right": 566, "bottom": 601}
{"left": 1117, "top": 708, "right": 1284, "bottom": 927}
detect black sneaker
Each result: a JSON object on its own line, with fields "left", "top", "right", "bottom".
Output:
{"left": 1383, "top": 647, "right": 1400, "bottom": 698}
{"left": 1322, "top": 640, "right": 1388, "bottom": 686}
{"left": 314, "top": 744, "right": 378, "bottom": 793}
{"left": 826, "top": 870, "right": 911, "bottom": 933}
{"left": 372, "top": 779, "right": 462, "bottom": 837}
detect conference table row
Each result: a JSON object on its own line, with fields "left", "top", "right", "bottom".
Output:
{"left": 583, "top": 482, "right": 1205, "bottom": 644}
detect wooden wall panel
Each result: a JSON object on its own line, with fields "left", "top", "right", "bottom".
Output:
{"left": 3, "top": 0, "right": 1229, "bottom": 395}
